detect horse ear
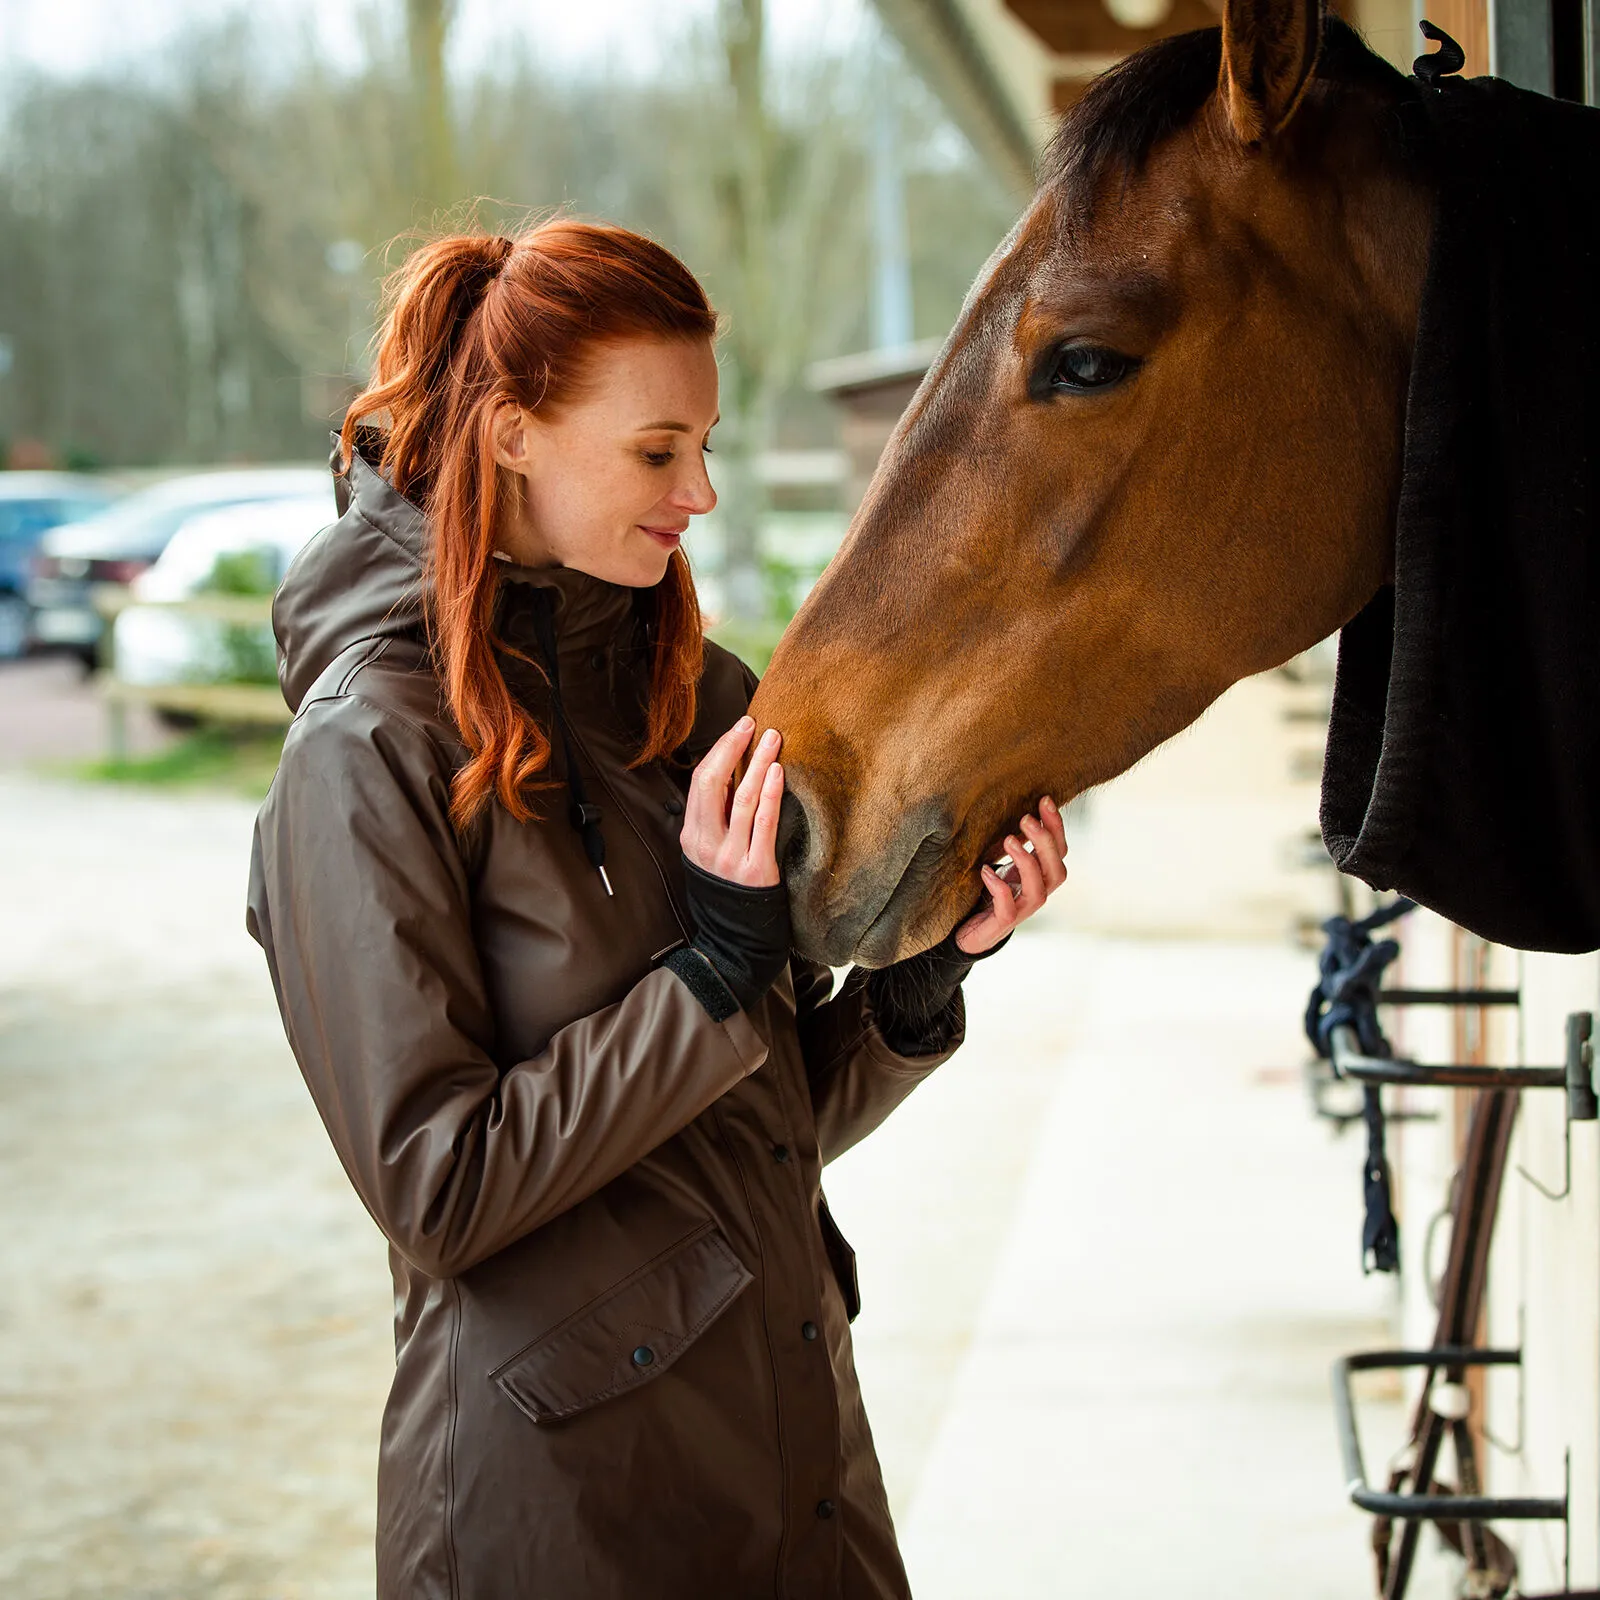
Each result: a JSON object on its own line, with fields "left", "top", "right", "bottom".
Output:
{"left": 1220, "top": 0, "right": 1323, "bottom": 143}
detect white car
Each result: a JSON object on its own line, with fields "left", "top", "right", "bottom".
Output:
{"left": 28, "top": 466, "right": 328, "bottom": 664}
{"left": 110, "top": 496, "right": 333, "bottom": 687}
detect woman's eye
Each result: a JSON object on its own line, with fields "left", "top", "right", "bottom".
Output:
{"left": 1047, "top": 344, "right": 1137, "bottom": 393}
{"left": 643, "top": 450, "right": 675, "bottom": 467}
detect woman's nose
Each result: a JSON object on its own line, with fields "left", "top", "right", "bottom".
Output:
{"left": 674, "top": 461, "right": 717, "bottom": 516}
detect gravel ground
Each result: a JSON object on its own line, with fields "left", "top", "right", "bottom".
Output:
{"left": 0, "top": 656, "right": 174, "bottom": 772}
{"left": 0, "top": 773, "right": 393, "bottom": 1599}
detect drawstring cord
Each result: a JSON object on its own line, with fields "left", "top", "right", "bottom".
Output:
{"left": 529, "top": 591, "right": 613, "bottom": 898}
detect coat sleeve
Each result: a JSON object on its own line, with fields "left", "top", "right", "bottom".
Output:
{"left": 246, "top": 694, "right": 768, "bottom": 1279}
{"left": 791, "top": 957, "right": 964, "bottom": 1164}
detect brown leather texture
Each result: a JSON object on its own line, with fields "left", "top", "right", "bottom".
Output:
{"left": 245, "top": 446, "right": 963, "bottom": 1598}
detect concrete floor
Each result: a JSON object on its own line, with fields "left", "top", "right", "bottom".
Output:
{"left": 830, "top": 931, "right": 1429, "bottom": 1598}
{"left": 0, "top": 659, "right": 1466, "bottom": 1597}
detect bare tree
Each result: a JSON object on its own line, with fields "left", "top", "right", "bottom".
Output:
{"left": 0, "top": 2, "right": 1012, "bottom": 476}
{"left": 663, "top": 0, "right": 872, "bottom": 619}
{"left": 406, "top": 0, "right": 459, "bottom": 212}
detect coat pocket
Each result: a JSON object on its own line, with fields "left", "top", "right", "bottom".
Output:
{"left": 491, "top": 1224, "right": 753, "bottom": 1424}
{"left": 817, "top": 1195, "right": 860, "bottom": 1323}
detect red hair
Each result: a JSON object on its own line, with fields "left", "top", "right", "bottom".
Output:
{"left": 340, "top": 220, "right": 716, "bottom": 829}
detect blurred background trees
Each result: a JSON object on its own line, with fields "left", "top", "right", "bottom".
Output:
{"left": 0, "top": 0, "right": 1016, "bottom": 611}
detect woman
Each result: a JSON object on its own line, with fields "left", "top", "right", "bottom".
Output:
{"left": 246, "top": 220, "right": 1067, "bottom": 1599}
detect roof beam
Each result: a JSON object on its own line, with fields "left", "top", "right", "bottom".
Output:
{"left": 870, "top": 0, "right": 1040, "bottom": 201}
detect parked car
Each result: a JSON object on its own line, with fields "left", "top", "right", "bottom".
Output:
{"left": 110, "top": 496, "right": 333, "bottom": 688}
{"left": 0, "top": 473, "right": 122, "bottom": 659}
{"left": 27, "top": 467, "right": 328, "bottom": 666}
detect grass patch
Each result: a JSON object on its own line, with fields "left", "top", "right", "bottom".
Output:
{"left": 75, "top": 724, "right": 285, "bottom": 798}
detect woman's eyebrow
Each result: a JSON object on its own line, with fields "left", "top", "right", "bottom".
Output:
{"left": 637, "top": 416, "right": 721, "bottom": 433}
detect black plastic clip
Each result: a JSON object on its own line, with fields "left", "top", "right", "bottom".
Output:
{"left": 1414, "top": 19, "right": 1467, "bottom": 85}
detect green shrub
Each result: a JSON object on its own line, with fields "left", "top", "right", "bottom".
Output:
{"left": 201, "top": 549, "right": 279, "bottom": 684}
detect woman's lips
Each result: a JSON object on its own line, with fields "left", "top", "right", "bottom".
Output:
{"left": 641, "top": 525, "right": 686, "bottom": 550}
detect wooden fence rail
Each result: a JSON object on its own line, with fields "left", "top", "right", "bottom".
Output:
{"left": 91, "top": 587, "right": 290, "bottom": 761}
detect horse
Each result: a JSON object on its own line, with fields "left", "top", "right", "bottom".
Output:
{"left": 749, "top": 0, "right": 1600, "bottom": 966}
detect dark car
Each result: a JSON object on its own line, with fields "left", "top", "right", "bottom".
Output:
{"left": 0, "top": 473, "right": 121, "bottom": 660}
{"left": 27, "top": 466, "right": 327, "bottom": 666}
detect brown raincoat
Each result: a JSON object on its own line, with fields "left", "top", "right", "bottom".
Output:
{"left": 245, "top": 444, "right": 963, "bottom": 1598}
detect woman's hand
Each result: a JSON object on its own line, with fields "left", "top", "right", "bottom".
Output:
{"left": 954, "top": 797, "right": 1069, "bottom": 955}
{"left": 682, "top": 716, "right": 785, "bottom": 887}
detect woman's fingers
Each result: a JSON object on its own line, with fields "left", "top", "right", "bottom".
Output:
{"left": 982, "top": 863, "right": 1021, "bottom": 930}
{"left": 1005, "top": 832, "right": 1047, "bottom": 912}
{"left": 953, "top": 869, "right": 1006, "bottom": 954}
{"left": 957, "top": 801, "right": 1070, "bottom": 954}
{"left": 727, "top": 729, "right": 780, "bottom": 845}
{"left": 744, "top": 760, "right": 785, "bottom": 886}
{"left": 682, "top": 716, "right": 754, "bottom": 860}
{"left": 680, "top": 718, "right": 789, "bottom": 885}
{"left": 1040, "top": 795, "right": 1069, "bottom": 862}
{"left": 1022, "top": 808, "right": 1067, "bottom": 892}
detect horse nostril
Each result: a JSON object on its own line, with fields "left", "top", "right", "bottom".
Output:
{"left": 776, "top": 789, "right": 810, "bottom": 879}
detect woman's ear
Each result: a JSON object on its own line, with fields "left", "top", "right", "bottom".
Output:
{"left": 490, "top": 403, "right": 535, "bottom": 473}
{"left": 1220, "top": 0, "right": 1322, "bottom": 144}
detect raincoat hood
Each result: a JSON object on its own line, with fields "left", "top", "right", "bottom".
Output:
{"left": 272, "top": 438, "right": 427, "bottom": 714}
{"left": 1321, "top": 74, "right": 1600, "bottom": 953}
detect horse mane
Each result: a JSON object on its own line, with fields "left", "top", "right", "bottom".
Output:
{"left": 1042, "top": 17, "right": 1417, "bottom": 210}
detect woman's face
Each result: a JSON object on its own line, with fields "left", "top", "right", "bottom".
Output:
{"left": 493, "top": 336, "right": 719, "bottom": 587}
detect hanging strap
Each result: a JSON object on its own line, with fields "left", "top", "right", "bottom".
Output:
{"left": 1306, "top": 898, "right": 1416, "bottom": 1273}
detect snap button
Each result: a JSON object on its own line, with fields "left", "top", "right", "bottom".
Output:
{"left": 771, "top": 1144, "right": 790, "bottom": 1164}
{"left": 631, "top": 1345, "right": 655, "bottom": 1367}
{"left": 816, "top": 1499, "right": 836, "bottom": 1520}
{"left": 802, "top": 1320, "right": 819, "bottom": 1342}
{"left": 663, "top": 796, "right": 684, "bottom": 817}
{"left": 590, "top": 651, "right": 606, "bottom": 672}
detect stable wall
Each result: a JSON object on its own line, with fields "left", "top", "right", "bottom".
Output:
{"left": 1388, "top": 915, "right": 1600, "bottom": 1592}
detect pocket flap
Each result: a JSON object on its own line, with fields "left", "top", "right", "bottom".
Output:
{"left": 492, "top": 1225, "right": 753, "bottom": 1423}
{"left": 818, "top": 1195, "right": 861, "bottom": 1323}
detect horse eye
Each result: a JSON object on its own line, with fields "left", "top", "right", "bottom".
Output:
{"left": 1047, "top": 344, "right": 1136, "bottom": 393}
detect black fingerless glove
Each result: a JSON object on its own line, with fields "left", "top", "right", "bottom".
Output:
{"left": 663, "top": 858, "right": 792, "bottom": 1022}
{"left": 866, "top": 928, "right": 1009, "bottom": 1057}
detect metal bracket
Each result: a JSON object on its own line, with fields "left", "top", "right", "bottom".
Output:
{"left": 1515, "top": 1013, "right": 1596, "bottom": 1201}
{"left": 1305, "top": 1053, "right": 1438, "bottom": 1132}
{"left": 1329, "top": 1012, "right": 1598, "bottom": 1120}
{"left": 1333, "top": 1347, "right": 1567, "bottom": 1523}
{"left": 1378, "top": 988, "right": 1522, "bottom": 1008}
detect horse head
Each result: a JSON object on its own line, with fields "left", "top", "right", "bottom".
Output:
{"left": 750, "top": 0, "right": 1436, "bottom": 966}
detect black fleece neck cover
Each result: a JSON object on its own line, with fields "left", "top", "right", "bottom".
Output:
{"left": 1320, "top": 73, "right": 1600, "bottom": 953}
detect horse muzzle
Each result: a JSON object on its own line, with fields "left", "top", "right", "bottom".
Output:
{"left": 777, "top": 781, "right": 958, "bottom": 968}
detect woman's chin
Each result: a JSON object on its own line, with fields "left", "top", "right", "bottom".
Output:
{"left": 631, "top": 542, "right": 680, "bottom": 587}
{"left": 563, "top": 548, "right": 675, "bottom": 589}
